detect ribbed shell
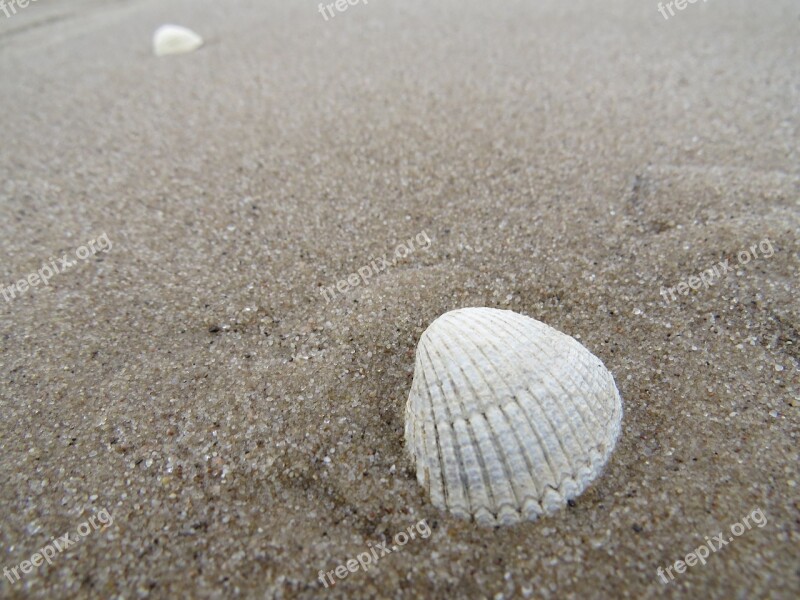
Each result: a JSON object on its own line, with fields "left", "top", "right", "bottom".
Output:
{"left": 404, "top": 308, "right": 622, "bottom": 526}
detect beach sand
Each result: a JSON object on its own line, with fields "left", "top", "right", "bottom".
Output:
{"left": 0, "top": 0, "right": 798, "bottom": 597}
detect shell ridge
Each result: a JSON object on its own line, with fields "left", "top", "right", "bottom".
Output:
{"left": 476, "top": 310, "right": 622, "bottom": 503}
{"left": 558, "top": 336, "right": 617, "bottom": 425}
{"left": 427, "top": 333, "right": 492, "bottom": 517}
{"left": 436, "top": 320, "right": 529, "bottom": 515}
{"left": 487, "top": 310, "right": 606, "bottom": 438}
{"left": 418, "top": 341, "right": 469, "bottom": 515}
{"left": 413, "top": 346, "right": 448, "bottom": 509}
{"left": 443, "top": 340, "right": 574, "bottom": 511}
{"left": 487, "top": 405, "right": 542, "bottom": 517}
{"left": 440, "top": 318, "right": 570, "bottom": 509}
{"left": 500, "top": 403, "right": 549, "bottom": 498}
{"left": 432, "top": 325, "right": 502, "bottom": 518}
{"left": 562, "top": 341, "right": 613, "bottom": 425}
{"left": 488, "top": 312, "right": 607, "bottom": 447}
{"left": 453, "top": 419, "right": 493, "bottom": 522}
{"left": 470, "top": 312, "right": 588, "bottom": 484}
{"left": 529, "top": 339, "right": 607, "bottom": 445}
{"left": 470, "top": 311, "right": 592, "bottom": 463}
{"left": 469, "top": 415, "right": 520, "bottom": 523}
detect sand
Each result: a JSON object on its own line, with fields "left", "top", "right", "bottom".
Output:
{"left": 0, "top": 0, "right": 798, "bottom": 598}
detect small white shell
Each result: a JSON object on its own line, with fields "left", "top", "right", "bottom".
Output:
{"left": 153, "top": 25, "right": 204, "bottom": 57}
{"left": 404, "top": 307, "right": 622, "bottom": 526}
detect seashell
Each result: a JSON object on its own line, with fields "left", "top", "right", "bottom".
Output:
{"left": 404, "top": 307, "right": 622, "bottom": 526}
{"left": 153, "top": 25, "right": 204, "bottom": 57}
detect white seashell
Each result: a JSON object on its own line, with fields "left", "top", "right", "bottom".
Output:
{"left": 153, "top": 25, "right": 204, "bottom": 57}
{"left": 404, "top": 307, "right": 622, "bottom": 526}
